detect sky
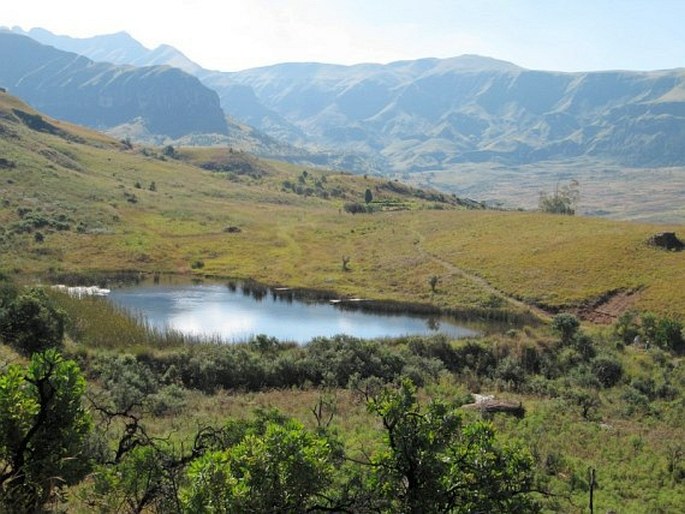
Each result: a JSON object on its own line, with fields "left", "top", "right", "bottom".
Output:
{"left": 3, "top": 0, "right": 685, "bottom": 72}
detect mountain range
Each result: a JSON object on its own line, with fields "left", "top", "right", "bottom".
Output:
{"left": 0, "top": 32, "right": 227, "bottom": 138}
{"left": 4, "top": 27, "right": 685, "bottom": 173}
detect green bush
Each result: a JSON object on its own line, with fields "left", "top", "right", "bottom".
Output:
{"left": 0, "top": 287, "right": 66, "bottom": 355}
{"left": 182, "top": 419, "right": 337, "bottom": 513}
{"left": 591, "top": 356, "right": 623, "bottom": 388}
{"left": 0, "top": 350, "right": 91, "bottom": 510}
{"left": 94, "top": 354, "right": 161, "bottom": 411}
{"left": 551, "top": 313, "right": 580, "bottom": 345}
{"left": 305, "top": 336, "right": 406, "bottom": 387}
{"left": 654, "top": 317, "right": 684, "bottom": 353}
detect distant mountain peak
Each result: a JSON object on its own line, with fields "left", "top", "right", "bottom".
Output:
{"left": 440, "top": 54, "right": 522, "bottom": 71}
{"left": 0, "top": 32, "right": 228, "bottom": 138}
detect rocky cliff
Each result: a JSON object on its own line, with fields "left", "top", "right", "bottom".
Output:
{"left": 0, "top": 33, "right": 227, "bottom": 138}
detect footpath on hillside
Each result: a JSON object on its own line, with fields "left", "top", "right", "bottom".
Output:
{"left": 411, "top": 229, "right": 551, "bottom": 322}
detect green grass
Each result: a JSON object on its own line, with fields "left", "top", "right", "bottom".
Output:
{"left": 1, "top": 273, "right": 678, "bottom": 513}
{"left": 1, "top": 91, "right": 684, "bottom": 321}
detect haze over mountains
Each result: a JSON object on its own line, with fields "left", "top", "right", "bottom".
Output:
{"left": 0, "top": 32, "right": 229, "bottom": 139}
{"left": 4, "top": 27, "right": 685, "bottom": 175}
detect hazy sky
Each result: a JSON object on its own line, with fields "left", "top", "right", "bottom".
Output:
{"left": 3, "top": 0, "right": 684, "bottom": 72}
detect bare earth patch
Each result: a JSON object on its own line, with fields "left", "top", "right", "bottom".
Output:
{"left": 577, "top": 290, "right": 641, "bottom": 324}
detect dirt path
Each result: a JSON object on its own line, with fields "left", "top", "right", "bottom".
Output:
{"left": 411, "top": 230, "right": 551, "bottom": 321}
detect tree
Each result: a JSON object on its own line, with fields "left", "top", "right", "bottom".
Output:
{"left": 182, "top": 418, "right": 337, "bottom": 513}
{"left": 366, "top": 380, "right": 538, "bottom": 513}
{"left": 539, "top": 180, "right": 579, "bottom": 215}
{"left": 0, "top": 287, "right": 66, "bottom": 355}
{"left": 365, "top": 188, "right": 373, "bottom": 204}
{"left": 654, "top": 316, "right": 684, "bottom": 353}
{"left": 551, "top": 313, "right": 580, "bottom": 346}
{"left": 162, "top": 145, "right": 177, "bottom": 159}
{"left": 0, "top": 350, "right": 91, "bottom": 510}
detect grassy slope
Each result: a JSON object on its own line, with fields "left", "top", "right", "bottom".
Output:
{"left": 2, "top": 92, "right": 684, "bottom": 512}
{"left": 1, "top": 90, "right": 683, "bottom": 318}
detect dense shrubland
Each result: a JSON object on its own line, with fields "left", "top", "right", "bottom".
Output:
{"left": 0, "top": 279, "right": 684, "bottom": 512}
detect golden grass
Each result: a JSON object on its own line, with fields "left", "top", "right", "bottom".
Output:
{"left": 1, "top": 92, "right": 684, "bottom": 318}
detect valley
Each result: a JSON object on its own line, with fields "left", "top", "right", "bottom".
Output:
{"left": 4, "top": 27, "right": 685, "bottom": 226}
{"left": 405, "top": 160, "right": 685, "bottom": 224}
{"left": 0, "top": 26, "right": 684, "bottom": 514}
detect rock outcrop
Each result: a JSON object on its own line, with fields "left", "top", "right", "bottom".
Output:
{"left": 648, "top": 232, "right": 684, "bottom": 251}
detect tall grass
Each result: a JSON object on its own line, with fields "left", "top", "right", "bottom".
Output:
{"left": 50, "top": 290, "right": 221, "bottom": 351}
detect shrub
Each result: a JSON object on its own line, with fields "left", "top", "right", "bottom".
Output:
{"left": 0, "top": 287, "right": 66, "bottom": 355}
{"left": 0, "top": 350, "right": 91, "bottom": 510}
{"left": 94, "top": 354, "right": 160, "bottom": 411}
{"left": 453, "top": 341, "right": 497, "bottom": 377}
{"left": 614, "top": 310, "right": 640, "bottom": 344}
{"left": 494, "top": 356, "right": 526, "bottom": 391}
{"left": 654, "top": 317, "right": 684, "bottom": 353}
{"left": 591, "top": 356, "right": 623, "bottom": 388}
{"left": 551, "top": 313, "right": 580, "bottom": 345}
{"left": 621, "top": 386, "right": 651, "bottom": 416}
{"left": 571, "top": 333, "right": 596, "bottom": 361}
{"left": 182, "top": 419, "right": 336, "bottom": 513}
{"left": 343, "top": 202, "right": 368, "bottom": 214}
{"left": 539, "top": 181, "right": 579, "bottom": 215}
{"left": 305, "top": 336, "right": 406, "bottom": 387}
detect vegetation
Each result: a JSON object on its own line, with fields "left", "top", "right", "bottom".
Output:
{"left": 1, "top": 93, "right": 684, "bottom": 316}
{"left": 0, "top": 349, "right": 91, "bottom": 510}
{"left": 0, "top": 271, "right": 682, "bottom": 512}
{"left": 0, "top": 286, "right": 65, "bottom": 355}
{"left": 0, "top": 92, "right": 684, "bottom": 512}
{"left": 538, "top": 180, "right": 580, "bottom": 215}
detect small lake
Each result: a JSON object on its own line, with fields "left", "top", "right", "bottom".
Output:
{"left": 107, "top": 280, "right": 479, "bottom": 343}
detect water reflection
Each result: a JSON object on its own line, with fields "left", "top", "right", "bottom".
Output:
{"left": 108, "top": 280, "right": 479, "bottom": 343}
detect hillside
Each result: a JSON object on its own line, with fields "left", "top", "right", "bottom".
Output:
{"left": 1, "top": 90, "right": 683, "bottom": 318}
{"left": 17, "top": 27, "right": 685, "bottom": 172}
{"left": 0, "top": 32, "right": 227, "bottom": 137}
{"left": 1, "top": 91, "right": 685, "bottom": 514}
{"left": 219, "top": 60, "right": 685, "bottom": 170}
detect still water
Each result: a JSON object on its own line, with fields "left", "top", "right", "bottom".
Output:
{"left": 108, "top": 281, "right": 478, "bottom": 343}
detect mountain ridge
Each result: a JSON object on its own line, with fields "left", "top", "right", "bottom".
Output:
{"left": 0, "top": 32, "right": 227, "bottom": 138}
{"left": 7, "top": 27, "right": 685, "bottom": 172}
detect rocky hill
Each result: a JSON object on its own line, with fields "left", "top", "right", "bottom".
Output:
{"left": 11, "top": 27, "right": 685, "bottom": 172}
{"left": 218, "top": 58, "right": 685, "bottom": 170}
{"left": 0, "top": 32, "right": 227, "bottom": 138}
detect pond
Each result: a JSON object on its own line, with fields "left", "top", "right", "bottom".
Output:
{"left": 107, "top": 279, "right": 479, "bottom": 343}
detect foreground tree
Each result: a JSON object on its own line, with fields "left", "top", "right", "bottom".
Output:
{"left": 0, "top": 350, "right": 91, "bottom": 510}
{"left": 366, "top": 380, "right": 538, "bottom": 513}
{"left": 182, "top": 418, "right": 338, "bottom": 513}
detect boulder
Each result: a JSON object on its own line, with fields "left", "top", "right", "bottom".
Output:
{"left": 648, "top": 232, "right": 684, "bottom": 251}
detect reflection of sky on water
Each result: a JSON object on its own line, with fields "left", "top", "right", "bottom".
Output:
{"left": 109, "top": 283, "right": 478, "bottom": 343}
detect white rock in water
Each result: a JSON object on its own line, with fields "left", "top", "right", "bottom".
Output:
{"left": 52, "top": 285, "right": 110, "bottom": 297}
